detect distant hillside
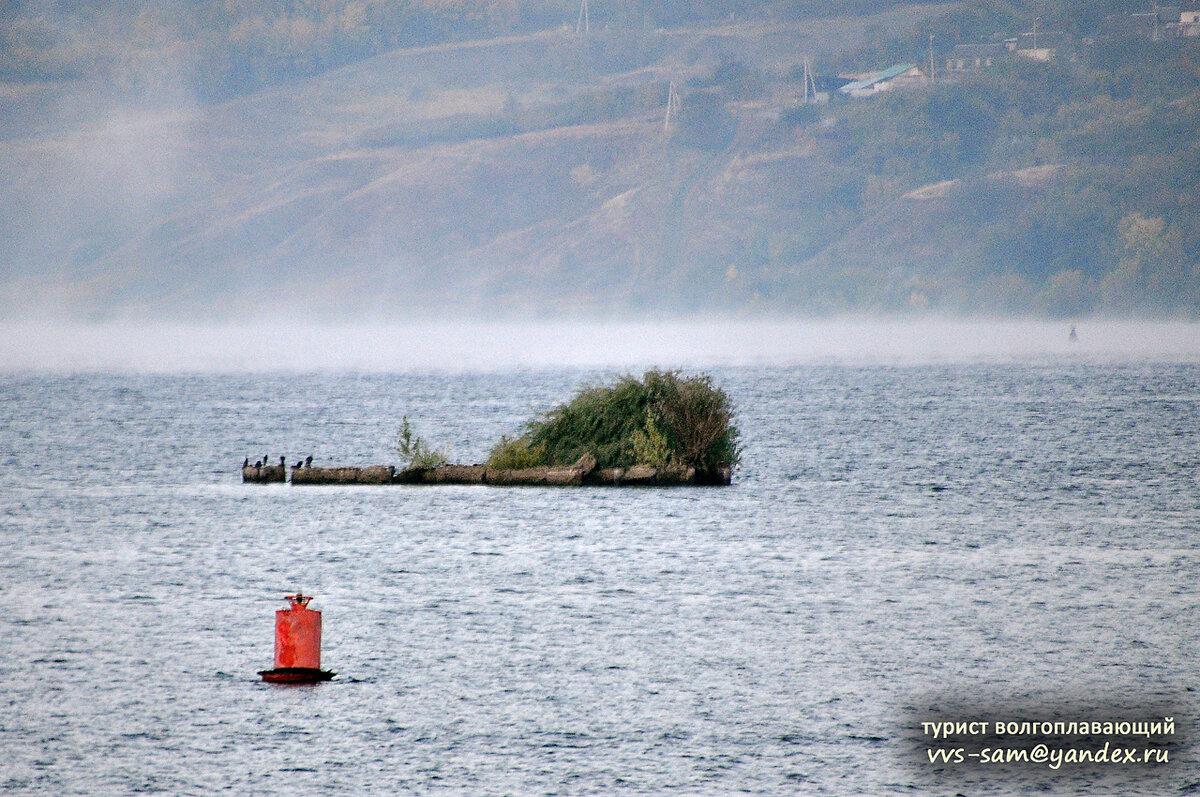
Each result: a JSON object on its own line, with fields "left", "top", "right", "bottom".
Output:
{"left": 1, "top": 0, "right": 1198, "bottom": 320}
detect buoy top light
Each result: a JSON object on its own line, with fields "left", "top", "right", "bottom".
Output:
{"left": 285, "top": 593, "right": 312, "bottom": 608}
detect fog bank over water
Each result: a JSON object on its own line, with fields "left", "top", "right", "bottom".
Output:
{"left": 2, "top": 320, "right": 1198, "bottom": 373}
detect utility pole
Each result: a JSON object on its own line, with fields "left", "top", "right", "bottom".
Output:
{"left": 577, "top": 0, "right": 589, "bottom": 35}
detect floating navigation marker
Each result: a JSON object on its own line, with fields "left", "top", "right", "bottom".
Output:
{"left": 258, "top": 593, "right": 335, "bottom": 684}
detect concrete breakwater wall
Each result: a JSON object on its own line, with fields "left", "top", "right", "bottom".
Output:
{"left": 242, "top": 464, "right": 286, "bottom": 483}
{"left": 393, "top": 464, "right": 487, "bottom": 484}
{"left": 291, "top": 465, "right": 395, "bottom": 485}
{"left": 245, "top": 461, "right": 731, "bottom": 486}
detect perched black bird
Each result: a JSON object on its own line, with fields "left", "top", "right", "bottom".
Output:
{"left": 279, "top": 456, "right": 286, "bottom": 467}
{"left": 254, "top": 460, "right": 262, "bottom": 468}
{"left": 262, "top": 454, "right": 268, "bottom": 467}
{"left": 243, "top": 457, "right": 249, "bottom": 468}
{"left": 294, "top": 460, "right": 302, "bottom": 468}
{"left": 304, "top": 455, "right": 313, "bottom": 467}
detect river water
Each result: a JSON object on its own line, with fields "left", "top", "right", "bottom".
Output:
{"left": 1, "top": 358, "right": 1198, "bottom": 794}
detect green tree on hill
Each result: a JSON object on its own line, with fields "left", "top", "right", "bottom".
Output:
{"left": 1102, "top": 212, "right": 1196, "bottom": 315}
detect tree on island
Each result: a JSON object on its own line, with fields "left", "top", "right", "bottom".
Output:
{"left": 486, "top": 369, "right": 740, "bottom": 473}
{"left": 395, "top": 415, "right": 448, "bottom": 470}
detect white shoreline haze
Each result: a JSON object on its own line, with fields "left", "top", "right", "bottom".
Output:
{"left": 1, "top": 320, "right": 1197, "bottom": 373}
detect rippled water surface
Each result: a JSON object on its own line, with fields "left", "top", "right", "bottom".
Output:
{"left": 2, "top": 364, "right": 1198, "bottom": 795}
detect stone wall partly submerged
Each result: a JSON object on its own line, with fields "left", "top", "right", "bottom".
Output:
{"left": 262, "top": 460, "right": 732, "bottom": 486}
{"left": 242, "top": 464, "right": 286, "bottom": 483}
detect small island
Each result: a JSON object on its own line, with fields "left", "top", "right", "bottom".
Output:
{"left": 243, "top": 369, "right": 738, "bottom": 487}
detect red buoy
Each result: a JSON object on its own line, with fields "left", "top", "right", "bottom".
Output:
{"left": 258, "top": 593, "right": 335, "bottom": 683}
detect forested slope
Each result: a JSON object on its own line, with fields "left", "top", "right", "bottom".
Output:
{"left": 1, "top": 0, "right": 1196, "bottom": 319}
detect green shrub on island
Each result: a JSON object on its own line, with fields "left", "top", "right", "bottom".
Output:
{"left": 486, "top": 435, "right": 546, "bottom": 470}
{"left": 395, "top": 416, "right": 448, "bottom": 470}
{"left": 485, "top": 369, "right": 740, "bottom": 472}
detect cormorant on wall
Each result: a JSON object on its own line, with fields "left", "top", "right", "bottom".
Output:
{"left": 304, "top": 456, "right": 313, "bottom": 467}
{"left": 294, "top": 460, "right": 302, "bottom": 468}
{"left": 243, "top": 457, "right": 249, "bottom": 468}
{"left": 254, "top": 460, "right": 262, "bottom": 468}
{"left": 279, "top": 455, "right": 286, "bottom": 467}
{"left": 262, "top": 454, "right": 269, "bottom": 468}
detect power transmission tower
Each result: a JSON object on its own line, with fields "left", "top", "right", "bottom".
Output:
{"left": 577, "top": 0, "right": 589, "bottom": 35}
{"left": 663, "top": 81, "right": 681, "bottom": 132}
{"left": 801, "top": 57, "right": 817, "bottom": 103}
